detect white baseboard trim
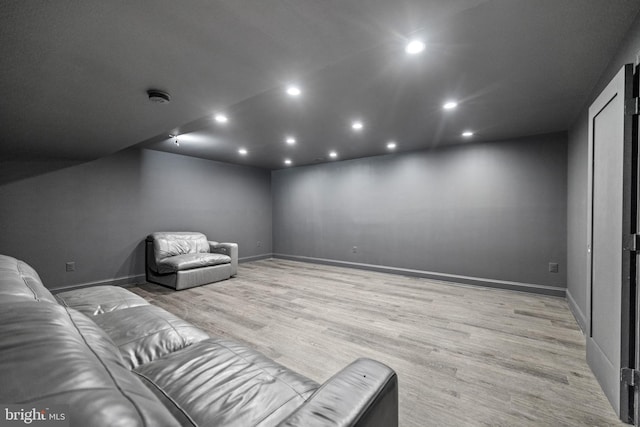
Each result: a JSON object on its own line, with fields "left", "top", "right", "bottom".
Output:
{"left": 50, "top": 273, "right": 146, "bottom": 294}
{"left": 566, "top": 288, "right": 587, "bottom": 334}
{"left": 50, "top": 255, "right": 568, "bottom": 298}
{"left": 49, "top": 254, "right": 274, "bottom": 293}
{"left": 272, "top": 253, "right": 566, "bottom": 297}
{"left": 239, "top": 253, "right": 273, "bottom": 263}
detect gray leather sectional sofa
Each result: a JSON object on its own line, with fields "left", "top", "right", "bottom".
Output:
{"left": 146, "top": 232, "right": 238, "bottom": 290}
{"left": 0, "top": 254, "right": 398, "bottom": 426}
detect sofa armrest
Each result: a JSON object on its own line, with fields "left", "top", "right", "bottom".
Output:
{"left": 278, "top": 358, "right": 398, "bottom": 427}
{"left": 209, "top": 242, "right": 238, "bottom": 276}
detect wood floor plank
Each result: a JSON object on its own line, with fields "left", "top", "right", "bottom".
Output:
{"left": 130, "top": 259, "right": 625, "bottom": 427}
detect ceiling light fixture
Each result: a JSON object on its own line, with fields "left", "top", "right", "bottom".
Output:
{"left": 462, "top": 131, "right": 474, "bottom": 137}
{"left": 443, "top": 101, "right": 458, "bottom": 110}
{"left": 351, "top": 121, "right": 364, "bottom": 131}
{"left": 214, "top": 113, "right": 228, "bottom": 124}
{"left": 285, "top": 137, "right": 296, "bottom": 145}
{"left": 387, "top": 141, "right": 397, "bottom": 150}
{"left": 405, "top": 40, "right": 425, "bottom": 55}
{"left": 284, "top": 159, "right": 292, "bottom": 165}
{"left": 238, "top": 148, "right": 248, "bottom": 155}
{"left": 329, "top": 151, "right": 338, "bottom": 159}
{"left": 147, "top": 89, "right": 171, "bottom": 104}
{"left": 286, "top": 85, "right": 301, "bottom": 97}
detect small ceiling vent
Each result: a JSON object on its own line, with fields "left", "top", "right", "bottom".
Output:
{"left": 147, "top": 89, "right": 171, "bottom": 104}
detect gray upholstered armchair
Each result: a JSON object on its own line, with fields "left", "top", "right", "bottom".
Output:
{"left": 145, "top": 232, "right": 238, "bottom": 290}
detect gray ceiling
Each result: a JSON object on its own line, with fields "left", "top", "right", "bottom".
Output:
{"left": 1, "top": 1, "right": 639, "bottom": 170}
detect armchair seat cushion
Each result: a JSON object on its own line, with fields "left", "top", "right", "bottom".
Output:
{"left": 157, "top": 253, "right": 231, "bottom": 274}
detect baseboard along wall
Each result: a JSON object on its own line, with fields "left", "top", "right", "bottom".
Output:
{"left": 566, "top": 288, "right": 587, "bottom": 334}
{"left": 272, "top": 253, "right": 566, "bottom": 298}
{"left": 50, "top": 253, "right": 568, "bottom": 299}
{"left": 49, "top": 253, "right": 275, "bottom": 293}
{"left": 50, "top": 274, "right": 146, "bottom": 294}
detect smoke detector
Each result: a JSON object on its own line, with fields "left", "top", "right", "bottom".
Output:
{"left": 147, "top": 89, "right": 171, "bottom": 104}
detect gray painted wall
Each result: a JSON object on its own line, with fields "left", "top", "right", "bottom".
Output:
{"left": 0, "top": 148, "right": 272, "bottom": 290}
{"left": 273, "top": 133, "right": 567, "bottom": 290}
{"left": 567, "top": 12, "right": 640, "bottom": 332}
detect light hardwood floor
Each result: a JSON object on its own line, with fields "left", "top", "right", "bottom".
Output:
{"left": 130, "top": 259, "right": 625, "bottom": 426}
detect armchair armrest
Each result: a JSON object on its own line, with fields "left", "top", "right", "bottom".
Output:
{"left": 209, "top": 241, "right": 238, "bottom": 276}
{"left": 278, "top": 358, "right": 398, "bottom": 427}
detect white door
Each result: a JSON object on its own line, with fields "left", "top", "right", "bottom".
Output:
{"left": 587, "top": 63, "right": 635, "bottom": 421}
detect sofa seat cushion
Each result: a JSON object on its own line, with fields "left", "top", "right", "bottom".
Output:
{"left": 134, "top": 338, "right": 320, "bottom": 427}
{"left": 157, "top": 253, "right": 231, "bottom": 274}
{"left": 0, "top": 302, "right": 180, "bottom": 427}
{"left": 56, "top": 285, "right": 149, "bottom": 316}
{"left": 94, "top": 305, "right": 210, "bottom": 369}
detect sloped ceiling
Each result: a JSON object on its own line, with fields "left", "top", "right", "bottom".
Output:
{"left": 1, "top": 0, "right": 639, "bottom": 169}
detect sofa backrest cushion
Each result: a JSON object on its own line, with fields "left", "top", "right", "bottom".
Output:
{"left": 0, "top": 301, "right": 180, "bottom": 427}
{"left": 147, "top": 232, "right": 210, "bottom": 264}
{"left": 0, "top": 254, "right": 57, "bottom": 304}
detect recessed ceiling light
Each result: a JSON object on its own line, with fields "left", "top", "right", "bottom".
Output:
{"left": 238, "top": 148, "right": 248, "bottom": 155}
{"left": 351, "top": 121, "right": 364, "bottom": 131}
{"left": 214, "top": 113, "right": 228, "bottom": 123}
{"left": 329, "top": 151, "right": 338, "bottom": 159}
{"left": 284, "top": 159, "right": 292, "bottom": 165}
{"left": 387, "top": 141, "right": 397, "bottom": 150}
{"left": 443, "top": 101, "right": 458, "bottom": 110}
{"left": 462, "top": 131, "right": 474, "bottom": 137}
{"left": 286, "top": 85, "right": 301, "bottom": 97}
{"left": 405, "top": 39, "right": 425, "bottom": 55}
{"left": 285, "top": 137, "right": 296, "bottom": 145}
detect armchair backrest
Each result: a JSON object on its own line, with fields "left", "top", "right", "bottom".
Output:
{"left": 146, "top": 232, "right": 210, "bottom": 265}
